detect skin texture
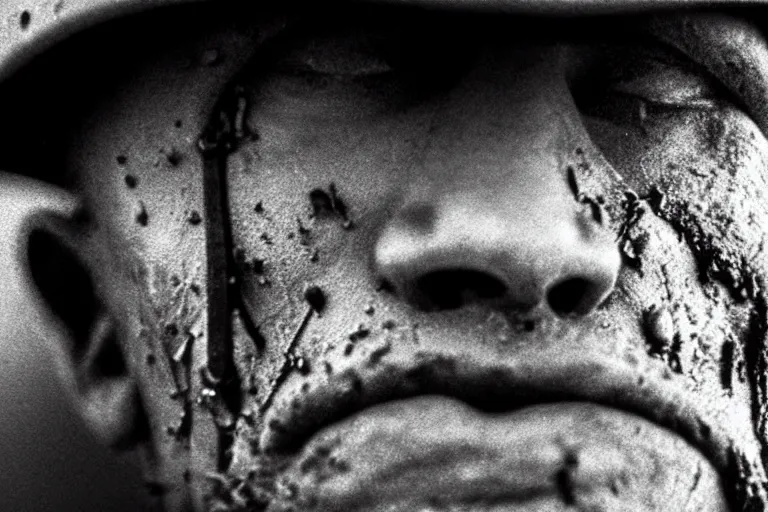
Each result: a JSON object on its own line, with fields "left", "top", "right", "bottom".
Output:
{"left": 9, "top": 3, "right": 768, "bottom": 511}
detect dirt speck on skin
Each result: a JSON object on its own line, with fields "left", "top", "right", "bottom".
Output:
{"left": 206, "top": 460, "right": 289, "bottom": 512}
{"left": 618, "top": 194, "right": 651, "bottom": 271}
{"left": 580, "top": 195, "right": 605, "bottom": 225}
{"left": 136, "top": 201, "right": 149, "bottom": 226}
{"left": 722, "top": 339, "right": 735, "bottom": 391}
{"left": 567, "top": 165, "right": 580, "bottom": 198}
{"left": 188, "top": 210, "right": 202, "bottom": 225}
{"left": 309, "top": 184, "right": 353, "bottom": 228}
{"left": 165, "top": 148, "right": 183, "bottom": 167}
{"left": 198, "top": 384, "right": 236, "bottom": 430}
{"left": 309, "top": 189, "right": 333, "bottom": 217}
{"left": 367, "top": 341, "right": 392, "bottom": 367}
{"left": 303, "top": 285, "right": 326, "bottom": 315}
{"left": 555, "top": 449, "right": 579, "bottom": 506}
{"left": 249, "top": 257, "right": 265, "bottom": 274}
{"left": 644, "top": 305, "right": 675, "bottom": 354}
{"left": 348, "top": 324, "right": 370, "bottom": 342}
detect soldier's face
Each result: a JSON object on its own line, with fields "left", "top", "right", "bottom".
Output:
{"left": 50, "top": 4, "right": 768, "bottom": 511}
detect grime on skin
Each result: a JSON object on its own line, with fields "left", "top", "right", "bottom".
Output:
{"left": 11, "top": 2, "right": 768, "bottom": 511}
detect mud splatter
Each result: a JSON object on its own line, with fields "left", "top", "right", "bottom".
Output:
{"left": 303, "top": 285, "right": 326, "bottom": 315}
{"left": 135, "top": 201, "right": 149, "bottom": 226}
{"left": 309, "top": 184, "right": 353, "bottom": 228}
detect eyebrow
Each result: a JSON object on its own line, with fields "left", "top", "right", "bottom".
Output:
{"left": 644, "top": 13, "right": 768, "bottom": 134}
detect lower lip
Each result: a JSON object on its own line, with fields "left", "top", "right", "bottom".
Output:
{"left": 272, "top": 397, "right": 727, "bottom": 511}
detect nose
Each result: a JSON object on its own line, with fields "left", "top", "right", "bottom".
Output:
{"left": 374, "top": 48, "right": 620, "bottom": 317}
{"left": 375, "top": 189, "right": 620, "bottom": 316}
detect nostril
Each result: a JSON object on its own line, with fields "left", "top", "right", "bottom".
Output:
{"left": 416, "top": 269, "right": 507, "bottom": 311}
{"left": 547, "top": 277, "right": 591, "bottom": 316}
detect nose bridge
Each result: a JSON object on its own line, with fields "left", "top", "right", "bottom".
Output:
{"left": 375, "top": 48, "right": 620, "bottom": 315}
{"left": 422, "top": 46, "right": 576, "bottom": 198}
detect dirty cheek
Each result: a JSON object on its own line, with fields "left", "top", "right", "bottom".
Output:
{"left": 586, "top": 105, "right": 768, "bottom": 463}
{"left": 222, "top": 87, "right": 430, "bottom": 447}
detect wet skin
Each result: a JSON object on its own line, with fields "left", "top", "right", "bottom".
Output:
{"left": 29, "top": 4, "right": 768, "bottom": 511}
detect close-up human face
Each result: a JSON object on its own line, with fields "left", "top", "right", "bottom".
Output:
{"left": 15, "top": 2, "right": 768, "bottom": 511}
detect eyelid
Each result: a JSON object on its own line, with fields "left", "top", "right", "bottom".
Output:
{"left": 644, "top": 14, "right": 768, "bottom": 134}
{"left": 611, "top": 63, "right": 719, "bottom": 108}
{"left": 577, "top": 38, "right": 727, "bottom": 109}
{"left": 272, "top": 30, "right": 397, "bottom": 79}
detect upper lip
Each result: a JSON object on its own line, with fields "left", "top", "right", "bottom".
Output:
{"left": 259, "top": 334, "right": 750, "bottom": 502}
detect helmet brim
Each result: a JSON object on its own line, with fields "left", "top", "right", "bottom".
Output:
{"left": 1, "top": 0, "right": 765, "bottom": 82}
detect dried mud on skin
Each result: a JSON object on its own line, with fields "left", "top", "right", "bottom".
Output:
{"left": 576, "top": 105, "right": 768, "bottom": 509}
{"left": 184, "top": 69, "right": 768, "bottom": 510}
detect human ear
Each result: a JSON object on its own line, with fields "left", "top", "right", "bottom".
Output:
{"left": 21, "top": 189, "right": 146, "bottom": 450}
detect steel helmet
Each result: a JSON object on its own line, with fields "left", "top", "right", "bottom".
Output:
{"left": 5, "top": 0, "right": 768, "bottom": 83}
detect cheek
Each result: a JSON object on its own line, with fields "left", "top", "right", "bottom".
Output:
{"left": 224, "top": 93, "right": 436, "bottom": 415}
{"left": 585, "top": 104, "right": 768, "bottom": 205}
{"left": 587, "top": 105, "right": 768, "bottom": 304}
{"left": 584, "top": 105, "right": 768, "bottom": 435}
{"left": 226, "top": 92, "right": 429, "bottom": 322}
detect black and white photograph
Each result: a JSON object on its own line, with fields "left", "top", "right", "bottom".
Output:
{"left": 1, "top": 0, "right": 767, "bottom": 510}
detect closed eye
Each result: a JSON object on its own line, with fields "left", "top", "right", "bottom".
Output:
{"left": 273, "top": 28, "right": 396, "bottom": 80}
{"left": 251, "top": 8, "right": 476, "bottom": 103}
{"left": 571, "top": 38, "right": 733, "bottom": 126}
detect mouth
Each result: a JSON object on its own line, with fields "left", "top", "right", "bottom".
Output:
{"left": 259, "top": 345, "right": 743, "bottom": 511}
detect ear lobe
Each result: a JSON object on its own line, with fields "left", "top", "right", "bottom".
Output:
{"left": 24, "top": 208, "right": 147, "bottom": 450}
{"left": 77, "top": 313, "right": 147, "bottom": 450}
